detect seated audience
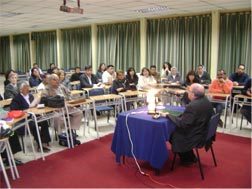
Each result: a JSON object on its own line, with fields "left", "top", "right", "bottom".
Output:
{"left": 29, "top": 63, "right": 43, "bottom": 76}
{"left": 102, "top": 65, "right": 116, "bottom": 85}
{"left": 10, "top": 81, "right": 51, "bottom": 152}
{"left": 229, "top": 64, "right": 249, "bottom": 86}
{"left": 240, "top": 78, "right": 251, "bottom": 123}
{"left": 96, "top": 63, "right": 106, "bottom": 82}
{"left": 208, "top": 70, "right": 233, "bottom": 118}
{"left": 57, "top": 69, "right": 71, "bottom": 89}
{"left": 29, "top": 67, "right": 42, "bottom": 87}
{"left": 47, "top": 63, "right": 56, "bottom": 74}
{"left": 167, "top": 67, "right": 182, "bottom": 84}
{"left": 195, "top": 65, "right": 211, "bottom": 84}
{"left": 161, "top": 62, "right": 172, "bottom": 78}
{"left": 150, "top": 65, "right": 161, "bottom": 83}
{"left": 70, "top": 67, "right": 82, "bottom": 82}
{"left": 161, "top": 83, "right": 214, "bottom": 164}
{"left": 80, "top": 65, "right": 100, "bottom": 88}
{"left": 4, "top": 72, "right": 18, "bottom": 99}
{"left": 41, "top": 74, "right": 83, "bottom": 131}
{"left": 112, "top": 70, "right": 128, "bottom": 94}
{"left": 138, "top": 67, "right": 157, "bottom": 90}
{"left": 4, "top": 69, "right": 16, "bottom": 87}
{"left": 125, "top": 67, "right": 138, "bottom": 91}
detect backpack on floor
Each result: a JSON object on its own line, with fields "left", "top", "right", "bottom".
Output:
{"left": 58, "top": 132, "right": 80, "bottom": 147}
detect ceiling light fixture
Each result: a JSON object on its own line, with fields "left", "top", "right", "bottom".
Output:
{"left": 135, "top": 6, "right": 169, "bottom": 14}
{"left": 60, "top": 0, "right": 84, "bottom": 14}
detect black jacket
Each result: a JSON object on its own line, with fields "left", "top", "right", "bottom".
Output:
{"left": 195, "top": 71, "right": 211, "bottom": 84}
{"left": 10, "top": 93, "right": 34, "bottom": 110}
{"left": 125, "top": 75, "right": 138, "bottom": 90}
{"left": 70, "top": 73, "right": 82, "bottom": 82}
{"left": 111, "top": 79, "right": 129, "bottom": 94}
{"left": 167, "top": 96, "right": 214, "bottom": 152}
{"left": 80, "top": 74, "right": 99, "bottom": 88}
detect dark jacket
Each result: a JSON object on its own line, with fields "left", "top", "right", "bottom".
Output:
{"left": 70, "top": 73, "right": 82, "bottom": 82}
{"left": 29, "top": 76, "right": 42, "bottom": 87}
{"left": 195, "top": 71, "right": 211, "bottom": 84}
{"left": 125, "top": 75, "right": 138, "bottom": 91}
{"left": 80, "top": 74, "right": 99, "bottom": 88}
{"left": 4, "top": 84, "right": 18, "bottom": 99}
{"left": 10, "top": 93, "right": 34, "bottom": 110}
{"left": 111, "top": 79, "right": 128, "bottom": 94}
{"left": 167, "top": 96, "right": 214, "bottom": 152}
{"left": 167, "top": 73, "right": 181, "bottom": 83}
{"left": 229, "top": 72, "right": 249, "bottom": 86}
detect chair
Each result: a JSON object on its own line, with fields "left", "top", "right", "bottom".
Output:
{"left": 171, "top": 113, "right": 220, "bottom": 180}
{"left": 89, "top": 88, "right": 114, "bottom": 123}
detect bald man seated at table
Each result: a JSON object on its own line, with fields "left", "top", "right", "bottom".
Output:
{"left": 161, "top": 83, "right": 214, "bottom": 165}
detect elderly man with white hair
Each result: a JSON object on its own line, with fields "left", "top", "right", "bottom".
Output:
{"left": 10, "top": 81, "right": 51, "bottom": 152}
{"left": 41, "top": 74, "right": 83, "bottom": 131}
{"left": 162, "top": 83, "right": 214, "bottom": 165}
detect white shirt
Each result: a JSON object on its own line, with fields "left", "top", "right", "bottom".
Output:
{"left": 102, "top": 71, "right": 116, "bottom": 84}
{"left": 137, "top": 75, "right": 157, "bottom": 90}
{"left": 21, "top": 94, "right": 30, "bottom": 105}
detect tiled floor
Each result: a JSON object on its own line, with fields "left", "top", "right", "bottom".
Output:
{"left": 0, "top": 74, "right": 251, "bottom": 164}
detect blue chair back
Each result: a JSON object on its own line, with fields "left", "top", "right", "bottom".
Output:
{"left": 89, "top": 88, "right": 105, "bottom": 96}
{"left": 206, "top": 113, "right": 220, "bottom": 141}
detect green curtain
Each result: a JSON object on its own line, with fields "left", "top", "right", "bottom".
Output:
{"left": 61, "top": 27, "right": 91, "bottom": 70}
{"left": 0, "top": 36, "right": 11, "bottom": 73}
{"left": 97, "top": 22, "right": 140, "bottom": 72}
{"left": 218, "top": 12, "right": 251, "bottom": 76}
{"left": 13, "top": 34, "right": 31, "bottom": 73}
{"left": 147, "top": 15, "right": 212, "bottom": 78}
{"left": 32, "top": 31, "right": 57, "bottom": 70}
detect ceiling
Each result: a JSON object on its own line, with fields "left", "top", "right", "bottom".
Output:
{"left": 0, "top": 0, "right": 250, "bottom": 36}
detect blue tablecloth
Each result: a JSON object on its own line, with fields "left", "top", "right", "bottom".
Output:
{"left": 111, "top": 106, "right": 185, "bottom": 170}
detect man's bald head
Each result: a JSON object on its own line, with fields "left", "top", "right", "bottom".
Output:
{"left": 190, "top": 83, "right": 205, "bottom": 98}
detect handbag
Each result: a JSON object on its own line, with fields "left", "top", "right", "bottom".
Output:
{"left": 41, "top": 95, "right": 65, "bottom": 108}
{"left": 8, "top": 110, "right": 25, "bottom": 119}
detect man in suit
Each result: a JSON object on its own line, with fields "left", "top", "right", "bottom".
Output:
{"left": 161, "top": 83, "right": 214, "bottom": 164}
{"left": 80, "top": 65, "right": 101, "bottom": 88}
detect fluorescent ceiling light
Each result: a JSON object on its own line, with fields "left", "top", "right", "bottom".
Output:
{"left": 135, "top": 6, "right": 169, "bottom": 14}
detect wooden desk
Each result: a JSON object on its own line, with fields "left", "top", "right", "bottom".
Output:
{"left": 27, "top": 106, "right": 71, "bottom": 159}
{"left": 70, "top": 90, "right": 85, "bottom": 96}
{"left": 206, "top": 92, "right": 231, "bottom": 131}
{"left": 5, "top": 113, "right": 37, "bottom": 160}
{"left": 119, "top": 90, "right": 147, "bottom": 111}
{"left": 65, "top": 98, "right": 97, "bottom": 138}
{"left": 90, "top": 94, "right": 124, "bottom": 133}
{"left": 6, "top": 114, "right": 28, "bottom": 128}
{"left": 90, "top": 94, "right": 122, "bottom": 101}
{"left": 0, "top": 99, "right": 12, "bottom": 107}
